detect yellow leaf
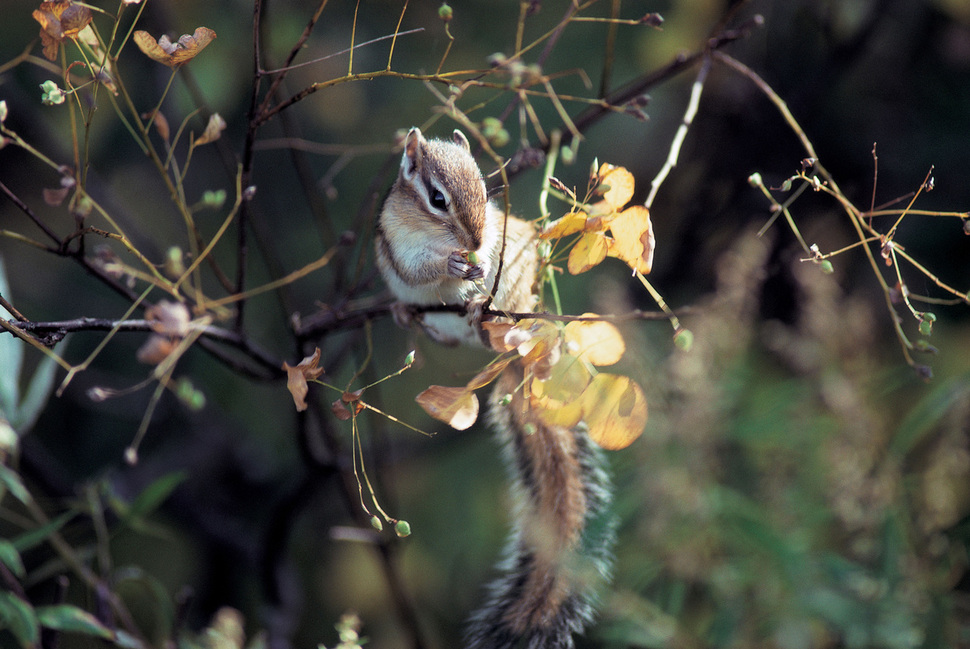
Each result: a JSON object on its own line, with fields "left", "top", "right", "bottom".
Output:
{"left": 134, "top": 27, "right": 217, "bottom": 68}
{"left": 564, "top": 317, "right": 625, "bottom": 366}
{"left": 416, "top": 385, "right": 479, "bottom": 430}
{"left": 608, "top": 205, "right": 654, "bottom": 274}
{"left": 598, "top": 163, "right": 635, "bottom": 211}
{"left": 514, "top": 319, "right": 560, "bottom": 368}
{"left": 539, "top": 211, "right": 588, "bottom": 239}
{"left": 582, "top": 374, "right": 647, "bottom": 450}
{"left": 530, "top": 357, "right": 591, "bottom": 428}
{"left": 568, "top": 232, "right": 608, "bottom": 275}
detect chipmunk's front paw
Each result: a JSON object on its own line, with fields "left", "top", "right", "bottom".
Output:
{"left": 389, "top": 301, "right": 416, "bottom": 330}
{"left": 447, "top": 250, "right": 485, "bottom": 281}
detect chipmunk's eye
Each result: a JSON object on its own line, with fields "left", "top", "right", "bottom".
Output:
{"left": 429, "top": 188, "right": 448, "bottom": 211}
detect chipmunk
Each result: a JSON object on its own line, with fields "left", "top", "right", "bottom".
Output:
{"left": 375, "top": 127, "right": 613, "bottom": 649}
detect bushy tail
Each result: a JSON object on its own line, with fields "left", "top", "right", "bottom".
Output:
{"left": 465, "top": 365, "right": 615, "bottom": 649}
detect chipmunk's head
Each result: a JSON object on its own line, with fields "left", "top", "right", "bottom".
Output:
{"left": 397, "top": 127, "right": 488, "bottom": 251}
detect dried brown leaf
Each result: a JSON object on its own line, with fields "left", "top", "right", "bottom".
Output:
{"left": 134, "top": 27, "right": 217, "bottom": 68}
{"left": 415, "top": 385, "right": 479, "bottom": 430}
{"left": 33, "top": 1, "right": 93, "bottom": 61}
{"left": 195, "top": 113, "right": 226, "bottom": 145}
{"left": 42, "top": 186, "right": 69, "bottom": 206}
{"left": 145, "top": 300, "right": 190, "bottom": 337}
{"left": 282, "top": 347, "right": 325, "bottom": 412}
{"left": 136, "top": 334, "right": 176, "bottom": 365}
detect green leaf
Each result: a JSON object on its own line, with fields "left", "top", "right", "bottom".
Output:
{"left": 0, "top": 464, "right": 31, "bottom": 505}
{"left": 889, "top": 374, "right": 970, "bottom": 459}
{"left": 126, "top": 471, "right": 187, "bottom": 523}
{"left": 0, "top": 255, "right": 24, "bottom": 421}
{"left": 12, "top": 510, "right": 75, "bottom": 552}
{"left": 112, "top": 566, "right": 176, "bottom": 634}
{"left": 12, "top": 336, "right": 65, "bottom": 433}
{"left": 0, "top": 539, "right": 25, "bottom": 578}
{"left": 36, "top": 604, "right": 114, "bottom": 640}
{"left": 0, "top": 591, "right": 39, "bottom": 648}
{"left": 113, "top": 629, "right": 147, "bottom": 649}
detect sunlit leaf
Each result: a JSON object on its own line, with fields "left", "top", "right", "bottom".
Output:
{"left": 539, "top": 211, "right": 588, "bottom": 239}
{"left": 608, "top": 205, "right": 654, "bottom": 274}
{"left": 514, "top": 319, "right": 561, "bottom": 368}
{"left": 568, "top": 232, "right": 609, "bottom": 275}
{"left": 415, "top": 385, "right": 479, "bottom": 430}
{"left": 282, "top": 347, "right": 325, "bottom": 412}
{"left": 564, "top": 317, "right": 625, "bottom": 366}
{"left": 133, "top": 27, "right": 217, "bottom": 68}
{"left": 598, "top": 163, "right": 635, "bottom": 210}
{"left": 582, "top": 373, "right": 647, "bottom": 450}
{"left": 530, "top": 356, "right": 590, "bottom": 428}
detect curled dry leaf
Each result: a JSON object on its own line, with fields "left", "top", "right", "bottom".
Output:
{"left": 136, "top": 301, "right": 191, "bottom": 365}
{"left": 33, "top": 0, "right": 93, "bottom": 61}
{"left": 282, "top": 347, "right": 325, "bottom": 412}
{"left": 331, "top": 397, "right": 363, "bottom": 420}
{"left": 195, "top": 113, "right": 226, "bottom": 146}
{"left": 134, "top": 27, "right": 217, "bottom": 68}
{"left": 415, "top": 385, "right": 479, "bottom": 430}
{"left": 136, "top": 334, "right": 176, "bottom": 365}
{"left": 143, "top": 110, "right": 171, "bottom": 141}
{"left": 146, "top": 300, "right": 190, "bottom": 337}
{"left": 564, "top": 317, "right": 625, "bottom": 366}
{"left": 42, "top": 187, "right": 70, "bottom": 206}
{"left": 581, "top": 373, "right": 647, "bottom": 450}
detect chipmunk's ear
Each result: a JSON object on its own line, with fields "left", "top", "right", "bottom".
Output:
{"left": 452, "top": 129, "right": 471, "bottom": 151}
{"left": 402, "top": 127, "right": 426, "bottom": 179}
